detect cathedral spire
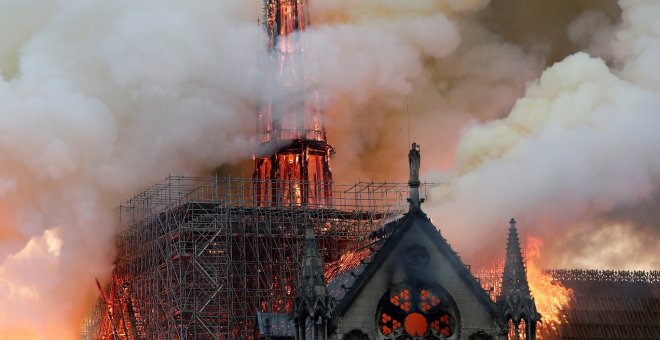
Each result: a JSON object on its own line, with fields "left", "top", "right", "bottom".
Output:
{"left": 497, "top": 218, "right": 540, "bottom": 339}
{"left": 254, "top": 0, "right": 333, "bottom": 207}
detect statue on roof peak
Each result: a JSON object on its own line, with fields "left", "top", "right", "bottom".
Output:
{"left": 408, "top": 143, "right": 420, "bottom": 185}
{"left": 408, "top": 143, "right": 421, "bottom": 210}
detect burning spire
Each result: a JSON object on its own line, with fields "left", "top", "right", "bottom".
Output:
{"left": 254, "top": 0, "right": 333, "bottom": 207}
{"left": 497, "top": 218, "right": 540, "bottom": 339}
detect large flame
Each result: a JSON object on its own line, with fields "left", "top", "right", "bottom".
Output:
{"left": 525, "top": 237, "right": 573, "bottom": 338}
{"left": 474, "top": 236, "right": 573, "bottom": 339}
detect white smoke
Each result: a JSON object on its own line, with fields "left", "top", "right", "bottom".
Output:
{"left": 429, "top": 0, "right": 660, "bottom": 269}
{"left": 307, "top": 0, "right": 544, "bottom": 181}
{"left": 0, "top": 0, "right": 262, "bottom": 337}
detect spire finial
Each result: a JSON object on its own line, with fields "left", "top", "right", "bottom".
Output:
{"left": 510, "top": 218, "right": 516, "bottom": 228}
{"left": 408, "top": 143, "right": 421, "bottom": 210}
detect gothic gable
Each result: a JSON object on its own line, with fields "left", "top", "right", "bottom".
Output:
{"left": 329, "top": 208, "right": 504, "bottom": 339}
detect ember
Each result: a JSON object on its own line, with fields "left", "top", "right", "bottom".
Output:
{"left": 325, "top": 246, "right": 374, "bottom": 282}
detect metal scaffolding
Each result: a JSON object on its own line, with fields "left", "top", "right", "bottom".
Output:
{"left": 473, "top": 258, "right": 505, "bottom": 301}
{"left": 85, "top": 176, "right": 430, "bottom": 339}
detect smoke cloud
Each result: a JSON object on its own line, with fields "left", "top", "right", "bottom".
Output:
{"left": 0, "top": 0, "right": 657, "bottom": 338}
{"left": 306, "top": 0, "right": 660, "bottom": 272}
{"left": 427, "top": 0, "right": 660, "bottom": 270}
{"left": 0, "top": 0, "right": 262, "bottom": 337}
{"left": 308, "top": 0, "right": 546, "bottom": 180}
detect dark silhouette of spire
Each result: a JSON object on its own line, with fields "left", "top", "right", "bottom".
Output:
{"left": 497, "top": 218, "right": 540, "bottom": 339}
{"left": 295, "top": 221, "right": 332, "bottom": 339}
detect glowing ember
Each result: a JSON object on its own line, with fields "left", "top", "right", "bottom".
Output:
{"left": 474, "top": 258, "right": 505, "bottom": 300}
{"left": 325, "top": 247, "right": 373, "bottom": 281}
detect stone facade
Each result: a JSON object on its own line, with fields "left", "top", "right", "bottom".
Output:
{"left": 257, "top": 144, "right": 539, "bottom": 340}
{"left": 330, "top": 209, "right": 504, "bottom": 340}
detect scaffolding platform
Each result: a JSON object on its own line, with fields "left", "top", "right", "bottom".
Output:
{"left": 85, "top": 176, "right": 432, "bottom": 339}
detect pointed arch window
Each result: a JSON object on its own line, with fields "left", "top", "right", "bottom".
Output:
{"left": 377, "top": 282, "right": 458, "bottom": 339}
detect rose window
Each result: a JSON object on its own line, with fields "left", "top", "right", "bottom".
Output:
{"left": 377, "top": 283, "right": 458, "bottom": 339}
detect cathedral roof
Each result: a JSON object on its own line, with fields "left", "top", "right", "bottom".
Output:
{"left": 326, "top": 235, "right": 388, "bottom": 302}
{"left": 545, "top": 269, "right": 660, "bottom": 339}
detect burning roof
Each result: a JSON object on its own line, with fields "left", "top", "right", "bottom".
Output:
{"left": 545, "top": 269, "right": 660, "bottom": 339}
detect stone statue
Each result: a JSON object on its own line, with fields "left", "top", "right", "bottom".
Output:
{"left": 408, "top": 143, "right": 421, "bottom": 185}
{"left": 408, "top": 143, "right": 422, "bottom": 210}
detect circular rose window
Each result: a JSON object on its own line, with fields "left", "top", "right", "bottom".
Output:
{"left": 376, "top": 282, "right": 458, "bottom": 339}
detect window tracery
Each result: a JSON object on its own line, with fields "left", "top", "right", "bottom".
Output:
{"left": 376, "top": 282, "right": 458, "bottom": 339}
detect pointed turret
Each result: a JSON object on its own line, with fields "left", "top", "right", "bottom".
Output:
{"left": 294, "top": 222, "right": 332, "bottom": 340}
{"left": 300, "top": 223, "right": 327, "bottom": 299}
{"left": 497, "top": 218, "right": 540, "bottom": 339}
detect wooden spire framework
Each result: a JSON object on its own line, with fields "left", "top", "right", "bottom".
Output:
{"left": 254, "top": 0, "right": 333, "bottom": 207}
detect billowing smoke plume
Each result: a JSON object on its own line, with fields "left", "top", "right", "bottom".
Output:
{"left": 427, "top": 0, "right": 660, "bottom": 271}
{"left": 308, "top": 0, "right": 546, "bottom": 179}
{"left": 0, "top": 0, "right": 657, "bottom": 338}
{"left": 306, "top": 0, "right": 660, "bottom": 272}
{"left": 0, "top": 1, "right": 262, "bottom": 337}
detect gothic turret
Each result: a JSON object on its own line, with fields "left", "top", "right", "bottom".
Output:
{"left": 497, "top": 218, "right": 540, "bottom": 339}
{"left": 294, "top": 221, "right": 332, "bottom": 340}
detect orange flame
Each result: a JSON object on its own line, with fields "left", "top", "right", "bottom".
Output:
{"left": 325, "top": 247, "right": 372, "bottom": 281}
{"left": 525, "top": 237, "right": 573, "bottom": 338}
{"left": 474, "top": 236, "right": 573, "bottom": 338}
